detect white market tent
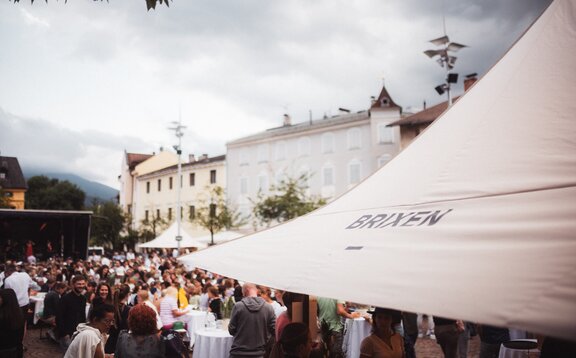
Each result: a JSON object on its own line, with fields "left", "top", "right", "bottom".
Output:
{"left": 179, "top": 0, "right": 576, "bottom": 340}
{"left": 194, "top": 230, "right": 245, "bottom": 246}
{"left": 140, "top": 223, "right": 206, "bottom": 249}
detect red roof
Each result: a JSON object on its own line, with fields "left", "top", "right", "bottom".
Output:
{"left": 388, "top": 97, "right": 460, "bottom": 127}
{"left": 370, "top": 84, "right": 401, "bottom": 110}
{"left": 126, "top": 153, "right": 153, "bottom": 170}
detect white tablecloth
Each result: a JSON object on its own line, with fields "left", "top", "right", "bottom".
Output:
{"left": 192, "top": 329, "right": 233, "bottom": 358}
{"left": 30, "top": 293, "right": 47, "bottom": 324}
{"left": 182, "top": 310, "right": 209, "bottom": 346}
{"left": 499, "top": 339, "right": 540, "bottom": 358}
{"left": 343, "top": 317, "right": 372, "bottom": 358}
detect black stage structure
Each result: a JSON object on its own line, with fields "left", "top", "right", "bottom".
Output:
{"left": 0, "top": 209, "right": 92, "bottom": 261}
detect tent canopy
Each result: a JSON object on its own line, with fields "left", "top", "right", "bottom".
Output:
{"left": 179, "top": 0, "right": 576, "bottom": 340}
{"left": 194, "top": 231, "right": 244, "bottom": 246}
{"left": 140, "top": 223, "right": 206, "bottom": 249}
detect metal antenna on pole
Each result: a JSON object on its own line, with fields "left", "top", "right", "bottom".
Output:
{"left": 168, "top": 114, "right": 186, "bottom": 255}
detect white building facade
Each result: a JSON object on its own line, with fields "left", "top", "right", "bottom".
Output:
{"left": 123, "top": 153, "right": 226, "bottom": 236}
{"left": 227, "top": 85, "right": 402, "bottom": 222}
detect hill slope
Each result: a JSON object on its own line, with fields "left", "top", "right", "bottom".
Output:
{"left": 22, "top": 168, "right": 119, "bottom": 205}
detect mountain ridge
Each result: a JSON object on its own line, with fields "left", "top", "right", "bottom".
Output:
{"left": 22, "top": 168, "right": 119, "bottom": 205}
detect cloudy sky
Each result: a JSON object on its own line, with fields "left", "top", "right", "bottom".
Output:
{"left": 0, "top": 0, "right": 551, "bottom": 189}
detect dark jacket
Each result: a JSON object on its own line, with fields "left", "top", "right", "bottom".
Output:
{"left": 43, "top": 291, "right": 60, "bottom": 318}
{"left": 228, "top": 297, "right": 275, "bottom": 356}
{"left": 56, "top": 291, "right": 87, "bottom": 337}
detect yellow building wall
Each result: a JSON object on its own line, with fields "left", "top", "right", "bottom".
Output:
{"left": 7, "top": 189, "right": 26, "bottom": 209}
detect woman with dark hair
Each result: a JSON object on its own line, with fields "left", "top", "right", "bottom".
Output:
{"left": 0, "top": 289, "right": 26, "bottom": 358}
{"left": 114, "top": 303, "right": 164, "bottom": 358}
{"left": 104, "top": 284, "right": 131, "bottom": 354}
{"left": 208, "top": 285, "right": 223, "bottom": 320}
{"left": 64, "top": 303, "right": 115, "bottom": 358}
{"left": 278, "top": 322, "right": 312, "bottom": 358}
{"left": 92, "top": 283, "right": 113, "bottom": 306}
{"left": 360, "top": 307, "right": 405, "bottom": 358}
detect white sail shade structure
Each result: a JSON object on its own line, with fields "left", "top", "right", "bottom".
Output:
{"left": 179, "top": 0, "right": 576, "bottom": 340}
{"left": 139, "top": 222, "right": 206, "bottom": 249}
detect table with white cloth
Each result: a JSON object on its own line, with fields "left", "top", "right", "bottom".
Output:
{"left": 29, "top": 293, "right": 47, "bottom": 324}
{"left": 181, "top": 310, "right": 209, "bottom": 347}
{"left": 499, "top": 339, "right": 540, "bottom": 358}
{"left": 343, "top": 317, "right": 372, "bottom": 358}
{"left": 30, "top": 294, "right": 89, "bottom": 325}
{"left": 192, "top": 328, "right": 233, "bottom": 358}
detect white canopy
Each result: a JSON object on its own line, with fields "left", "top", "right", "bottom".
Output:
{"left": 180, "top": 0, "right": 576, "bottom": 340}
{"left": 194, "top": 231, "right": 245, "bottom": 246}
{"left": 140, "top": 223, "right": 206, "bottom": 249}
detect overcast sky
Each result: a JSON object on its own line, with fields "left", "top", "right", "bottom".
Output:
{"left": 0, "top": 0, "right": 551, "bottom": 189}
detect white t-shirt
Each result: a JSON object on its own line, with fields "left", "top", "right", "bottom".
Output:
{"left": 270, "top": 300, "right": 287, "bottom": 318}
{"left": 115, "top": 266, "right": 126, "bottom": 277}
{"left": 4, "top": 271, "right": 33, "bottom": 307}
{"left": 64, "top": 324, "right": 103, "bottom": 358}
{"left": 101, "top": 257, "right": 111, "bottom": 267}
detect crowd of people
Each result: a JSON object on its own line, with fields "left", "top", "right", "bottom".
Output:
{"left": 0, "top": 247, "right": 574, "bottom": 358}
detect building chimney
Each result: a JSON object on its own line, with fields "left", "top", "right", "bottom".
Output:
{"left": 200, "top": 153, "right": 208, "bottom": 161}
{"left": 189, "top": 154, "right": 196, "bottom": 162}
{"left": 464, "top": 73, "right": 478, "bottom": 91}
{"left": 283, "top": 114, "right": 291, "bottom": 126}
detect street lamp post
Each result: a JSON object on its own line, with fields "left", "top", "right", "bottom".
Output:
{"left": 169, "top": 119, "right": 186, "bottom": 255}
{"left": 424, "top": 35, "right": 467, "bottom": 107}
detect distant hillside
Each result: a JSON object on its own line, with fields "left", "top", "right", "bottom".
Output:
{"left": 22, "top": 168, "right": 119, "bottom": 206}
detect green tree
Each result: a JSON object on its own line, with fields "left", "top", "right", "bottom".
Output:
{"left": 251, "top": 174, "right": 326, "bottom": 228}
{"left": 139, "top": 212, "right": 169, "bottom": 243}
{"left": 194, "top": 186, "right": 245, "bottom": 245}
{"left": 0, "top": 186, "right": 12, "bottom": 208}
{"left": 26, "top": 175, "right": 86, "bottom": 210}
{"left": 89, "top": 200, "right": 125, "bottom": 250}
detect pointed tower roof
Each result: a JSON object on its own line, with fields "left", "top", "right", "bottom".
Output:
{"left": 371, "top": 84, "right": 401, "bottom": 110}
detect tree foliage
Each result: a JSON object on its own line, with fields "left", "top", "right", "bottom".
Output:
{"left": 88, "top": 199, "right": 125, "bottom": 250}
{"left": 139, "top": 211, "right": 169, "bottom": 243}
{"left": 26, "top": 175, "right": 86, "bottom": 210}
{"left": 11, "top": 0, "right": 171, "bottom": 11}
{"left": 194, "top": 186, "right": 245, "bottom": 243}
{"left": 0, "top": 186, "right": 12, "bottom": 208}
{"left": 251, "top": 174, "right": 326, "bottom": 228}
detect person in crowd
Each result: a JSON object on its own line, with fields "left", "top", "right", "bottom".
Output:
{"left": 25, "top": 240, "right": 34, "bottom": 262}
{"left": 208, "top": 285, "right": 223, "bottom": 320}
{"left": 138, "top": 289, "right": 163, "bottom": 329}
{"left": 402, "top": 312, "right": 418, "bottom": 354}
{"left": 91, "top": 282, "right": 113, "bottom": 308}
{"left": 42, "top": 282, "right": 67, "bottom": 340}
{"left": 360, "top": 307, "right": 405, "bottom": 358}
{"left": 228, "top": 282, "right": 276, "bottom": 358}
{"left": 275, "top": 291, "right": 306, "bottom": 342}
{"left": 259, "top": 286, "right": 286, "bottom": 318}
{"left": 317, "top": 297, "right": 361, "bottom": 358}
{"left": 104, "top": 283, "right": 131, "bottom": 354}
{"left": 63, "top": 303, "right": 115, "bottom": 358}
{"left": 0, "top": 289, "right": 26, "bottom": 358}
{"left": 114, "top": 303, "right": 164, "bottom": 358}
{"left": 86, "top": 281, "right": 97, "bottom": 304}
{"left": 277, "top": 322, "right": 312, "bottom": 358}
{"left": 159, "top": 286, "right": 190, "bottom": 329}
{"left": 476, "top": 324, "right": 510, "bottom": 358}
{"left": 433, "top": 316, "right": 464, "bottom": 358}
{"left": 94, "top": 265, "right": 111, "bottom": 285}
{"left": 57, "top": 274, "right": 88, "bottom": 351}
{"left": 3, "top": 264, "right": 34, "bottom": 323}
{"left": 198, "top": 282, "right": 211, "bottom": 311}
